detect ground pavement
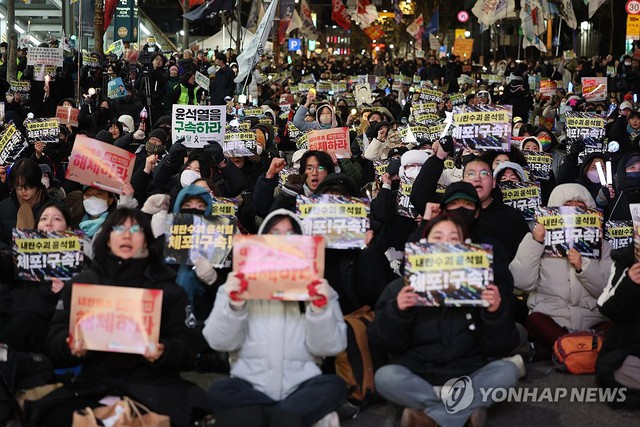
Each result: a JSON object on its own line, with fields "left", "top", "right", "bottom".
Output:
{"left": 182, "top": 361, "right": 639, "bottom": 426}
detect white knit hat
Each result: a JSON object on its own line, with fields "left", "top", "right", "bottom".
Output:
{"left": 118, "top": 115, "right": 135, "bottom": 133}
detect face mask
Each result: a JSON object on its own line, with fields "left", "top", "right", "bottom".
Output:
{"left": 625, "top": 61, "right": 632, "bottom": 66}
{"left": 446, "top": 207, "right": 476, "bottom": 228}
{"left": 99, "top": 107, "right": 110, "bottom": 117}
{"left": 180, "top": 169, "right": 201, "bottom": 188}
{"left": 41, "top": 176, "right": 50, "bottom": 189}
{"left": 586, "top": 170, "right": 600, "bottom": 184}
{"left": 256, "top": 145, "right": 264, "bottom": 155}
{"left": 627, "top": 171, "right": 640, "bottom": 179}
{"left": 404, "top": 167, "right": 420, "bottom": 179}
{"left": 146, "top": 142, "right": 164, "bottom": 155}
{"left": 83, "top": 196, "right": 109, "bottom": 216}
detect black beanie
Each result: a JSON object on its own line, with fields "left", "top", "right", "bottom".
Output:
{"left": 148, "top": 129, "right": 168, "bottom": 143}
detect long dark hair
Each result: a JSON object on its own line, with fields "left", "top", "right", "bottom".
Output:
{"left": 92, "top": 208, "right": 157, "bottom": 261}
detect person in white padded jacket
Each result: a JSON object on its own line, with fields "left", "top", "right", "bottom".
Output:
{"left": 203, "top": 209, "right": 347, "bottom": 427}
{"left": 509, "top": 183, "right": 612, "bottom": 360}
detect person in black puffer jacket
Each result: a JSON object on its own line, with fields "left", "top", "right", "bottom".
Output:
{"left": 30, "top": 208, "right": 209, "bottom": 426}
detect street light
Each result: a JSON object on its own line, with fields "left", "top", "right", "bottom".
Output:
{"left": 389, "top": 44, "right": 395, "bottom": 49}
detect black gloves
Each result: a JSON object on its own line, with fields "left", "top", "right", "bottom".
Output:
{"left": 204, "top": 142, "right": 225, "bottom": 164}
{"left": 439, "top": 135, "right": 455, "bottom": 154}
{"left": 167, "top": 142, "right": 187, "bottom": 165}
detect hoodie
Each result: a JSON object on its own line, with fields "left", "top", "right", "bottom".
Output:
{"left": 172, "top": 185, "right": 214, "bottom": 306}
{"left": 292, "top": 103, "right": 338, "bottom": 131}
{"left": 257, "top": 208, "right": 304, "bottom": 235}
{"left": 609, "top": 152, "right": 640, "bottom": 220}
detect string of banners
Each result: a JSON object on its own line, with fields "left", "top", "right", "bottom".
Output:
{"left": 404, "top": 242, "right": 494, "bottom": 307}
{"left": 69, "top": 284, "right": 163, "bottom": 355}
{"left": 232, "top": 235, "right": 325, "bottom": 301}
{"left": 296, "top": 194, "right": 370, "bottom": 249}
{"left": 164, "top": 213, "right": 237, "bottom": 268}
{"left": 13, "top": 229, "right": 84, "bottom": 281}
{"left": 534, "top": 206, "right": 603, "bottom": 258}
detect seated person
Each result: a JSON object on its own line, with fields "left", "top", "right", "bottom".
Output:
{"left": 510, "top": 184, "right": 612, "bottom": 359}
{"left": 203, "top": 209, "right": 348, "bottom": 426}
{"left": 369, "top": 214, "right": 520, "bottom": 427}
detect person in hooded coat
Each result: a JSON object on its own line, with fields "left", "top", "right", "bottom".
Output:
{"left": 292, "top": 91, "right": 338, "bottom": 131}
{"left": 203, "top": 209, "right": 347, "bottom": 427}
{"left": 608, "top": 152, "right": 640, "bottom": 221}
{"left": 596, "top": 244, "right": 640, "bottom": 409}
{"left": 510, "top": 183, "right": 612, "bottom": 359}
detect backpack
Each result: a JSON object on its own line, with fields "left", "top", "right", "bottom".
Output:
{"left": 335, "top": 306, "right": 387, "bottom": 408}
{"left": 552, "top": 331, "right": 604, "bottom": 374}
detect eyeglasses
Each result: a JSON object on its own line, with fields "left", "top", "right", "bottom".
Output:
{"left": 15, "top": 184, "right": 36, "bottom": 191}
{"left": 111, "top": 224, "right": 143, "bottom": 235}
{"left": 464, "top": 170, "right": 492, "bottom": 180}
{"left": 305, "top": 165, "right": 327, "bottom": 173}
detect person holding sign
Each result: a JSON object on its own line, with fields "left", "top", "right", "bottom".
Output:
{"left": 0, "top": 158, "right": 50, "bottom": 250}
{"left": 203, "top": 209, "right": 347, "bottom": 426}
{"left": 35, "top": 208, "right": 208, "bottom": 426}
{"left": 596, "top": 244, "right": 640, "bottom": 409}
{"left": 370, "top": 214, "right": 520, "bottom": 427}
{"left": 0, "top": 201, "right": 71, "bottom": 352}
{"left": 293, "top": 90, "right": 339, "bottom": 131}
{"left": 510, "top": 184, "right": 612, "bottom": 360}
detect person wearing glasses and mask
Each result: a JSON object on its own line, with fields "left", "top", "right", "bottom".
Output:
{"left": 0, "top": 158, "right": 50, "bottom": 249}
{"left": 33, "top": 208, "right": 209, "bottom": 426}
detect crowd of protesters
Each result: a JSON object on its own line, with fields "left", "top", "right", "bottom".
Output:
{"left": 0, "top": 35, "right": 639, "bottom": 426}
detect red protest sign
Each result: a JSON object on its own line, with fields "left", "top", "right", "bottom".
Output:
{"left": 69, "top": 284, "right": 163, "bottom": 355}
{"left": 66, "top": 135, "right": 135, "bottom": 194}
{"left": 55, "top": 105, "right": 80, "bottom": 127}
{"left": 307, "top": 127, "right": 351, "bottom": 159}
{"left": 232, "top": 235, "right": 325, "bottom": 301}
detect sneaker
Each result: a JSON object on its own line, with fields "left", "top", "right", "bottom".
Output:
{"left": 400, "top": 408, "right": 438, "bottom": 427}
{"left": 312, "top": 411, "right": 340, "bottom": 427}
{"left": 503, "top": 354, "right": 527, "bottom": 379}
{"left": 336, "top": 401, "right": 359, "bottom": 420}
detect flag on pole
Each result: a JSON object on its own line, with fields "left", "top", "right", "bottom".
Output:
{"left": 520, "top": 0, "right": 547, "bottom": 52}
{"left": 235, "top": 0, "right": 279, "bottom": 83}
{"left": 393, "top": 0, "right": 402, "bottom": 24}
{"left": 332, "top": 0, "right": 351, "bottom": 30}
{"left": 246, "top": 0, "right": 261, "bottom": 32}
{"left": 424, "top": 10, "right": 439, "bottom": 35}
{"left": 588, "top": 0, "right": 607, "bottom": 18}
{"left": 472, "top": 0, "right": 517, "bottom": 27}
{"left": 406, "top": 14, "right": 424, "bottom": 38}
{"left": 299, "top": 0, "right": 318, "bottom": 39}
{"left": 558, "top": 0, "right": 577, "bottom": 29}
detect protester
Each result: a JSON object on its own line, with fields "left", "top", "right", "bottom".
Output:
{"left": 510, "top": 184, "right": 612, "bottom": 359}
{"left": 203, "top": 209, "right": 347, "bottom": 426}
{"left": 369, "top": 214, "right": 520, "bottom": 427}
